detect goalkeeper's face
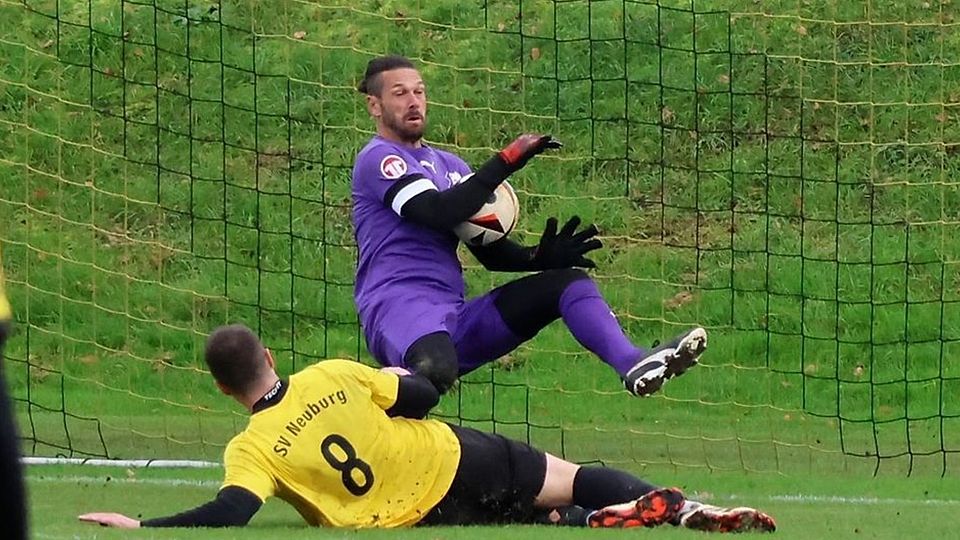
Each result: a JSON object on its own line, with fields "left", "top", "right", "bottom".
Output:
{"left": 371, "top": 68, "right": 427, "bottom": 144}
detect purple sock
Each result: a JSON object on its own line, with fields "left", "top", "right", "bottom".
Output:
{"left": 559, "top": 279, "right": 645, "bottom": 377}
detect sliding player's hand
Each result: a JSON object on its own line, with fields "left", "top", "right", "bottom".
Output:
{"left": 498, "top": 134, "right": 562, "bottom": 172}
{"left": 78, "top": 512, "right": 141, "bottom": 528}
{"left": 532, "top": 216, "right": 602, "bottom": 269}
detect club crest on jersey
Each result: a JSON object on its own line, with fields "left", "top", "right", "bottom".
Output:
{"left": 380, "top": 155, "right": 408, "bottom": 180}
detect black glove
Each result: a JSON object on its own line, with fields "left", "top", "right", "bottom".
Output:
{"left": 498, "top": 133, "right": 563, "bottom": 172}
{"left": 531, "top": 216, "right": 602, "bottom": 269}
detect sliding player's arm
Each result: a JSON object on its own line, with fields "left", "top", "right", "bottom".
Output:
{"left": 467, "top": 216, "right": 603, "bottom": 272}
{"left": 79, "top": 487, "right": 262, "bottom": 528}
{"left": 330, "top": 360, "right": 440, "bottom": 419}
{"left": 386, "top": 370, "right": 439, "bottom": 419}
{"left": 140, "top": 486, "right": 262, "bottom": 527}
{"left": 79, "top": 440, "right": 272, "bottom": 528}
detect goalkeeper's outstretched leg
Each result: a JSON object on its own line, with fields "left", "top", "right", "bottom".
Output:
{"left": 622, "top": 326, "right": 707, "bottom": 397}
{"left": 456, "top": 268, "right": 707, "bottom": 397}
{"left": 396, "top": 271, "right": 710, "bottom": 397}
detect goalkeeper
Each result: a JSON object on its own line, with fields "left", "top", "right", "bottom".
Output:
{"left": 351, "top": 54, "right": 706, "bottom": 397}
{"left": 79, "top": 324, "right": 774, "bottom": 533}
{"left": 0, "top": 254, "right": 27, "bottom": 540}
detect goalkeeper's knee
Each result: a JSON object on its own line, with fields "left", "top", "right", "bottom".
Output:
{"left": 407, "top": 354, "right": 458, "bottom": 394}
{"left": 403, "top": 332, "right": 460, "bottom": 394}
{"left": 404, "top": 333, "right": 459, "bottom": 394}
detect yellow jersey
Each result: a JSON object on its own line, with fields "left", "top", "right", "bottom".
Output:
{"left": 0, "top": 253, "right": 9, "bottom": 322}
{"left": 221, "top": 359, "right": 461, "bottom": 528}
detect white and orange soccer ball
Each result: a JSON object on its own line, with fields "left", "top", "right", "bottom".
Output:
{"left": 453, "top": 180, "right": 519, "bottom": 246}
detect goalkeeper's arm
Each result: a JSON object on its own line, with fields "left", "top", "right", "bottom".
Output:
{"left": 466, "top": 237, "right": 538, "bottom": 272}
{"left": 395, "top": 134, "right": 560, "bottom": 231}
{"left": 467, "top": 216, "right": 603, "bottom": 272}
{"left": 397, "top": 171, "right": 499, "bottom": 230}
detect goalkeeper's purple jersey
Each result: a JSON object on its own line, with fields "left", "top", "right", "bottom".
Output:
{"left": 351, "top": 136, "right": 474, "bottom": 345}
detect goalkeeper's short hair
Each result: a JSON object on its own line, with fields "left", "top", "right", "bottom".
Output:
{"left": 357, "top": 55, "right": 417, "bottom": 96}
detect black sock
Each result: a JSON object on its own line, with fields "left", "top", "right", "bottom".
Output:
{"left": 572, "top": 466, "right": 658, "bottom": 509}
{"left": 533, "top": 505, "right": 594, "bottom": 527}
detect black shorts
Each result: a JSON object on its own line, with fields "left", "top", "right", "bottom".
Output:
{"left": 419, "top": 424, "right": 548, "bottom": 526}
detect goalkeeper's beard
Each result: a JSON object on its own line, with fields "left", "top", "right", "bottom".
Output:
{"left": 383, "top": 113, "right": 426, "bottom": 144}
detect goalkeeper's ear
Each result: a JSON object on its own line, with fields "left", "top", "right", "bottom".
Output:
{"left": 366, "top": 93, "right": 382, "bottom": 118}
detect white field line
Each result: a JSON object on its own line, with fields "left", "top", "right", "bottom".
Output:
{"left": 723, "top": 492, "right": 960, "bottom": 506}
{"left": 29, "top": 474, "right": 960, "bottom": 506}
{"left": 30, "top": 474, "right": 221, "bottom": 488}
{"left": 22, "top": 457, "right": 220, "bottom": 468}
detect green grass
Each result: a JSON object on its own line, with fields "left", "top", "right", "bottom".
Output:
{"left": 26, "top": 464, "right": 960, "bottom": 539}
{"left": 3, "top": 1, "right": 960, "bottom": 535}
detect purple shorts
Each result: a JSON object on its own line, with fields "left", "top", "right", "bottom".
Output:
{"left": 364, "top": 290, "right": 521, "bottom": 375}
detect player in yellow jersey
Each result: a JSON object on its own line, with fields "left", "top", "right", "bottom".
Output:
{"left": 0, "top": 256, "right": 28, "bottom": 540}
{"left": 79, "top": 324, "right": 775, "bottom": 533}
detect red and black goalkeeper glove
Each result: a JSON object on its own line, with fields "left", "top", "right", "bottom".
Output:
{"left": 498, "top": 134, "right": 563, "bottom": 172}
{"left": 531, "top": 216, "right": 602, "bottom": 269}
{"left": 471, "top": 133, "right": 562, "bottom": 190}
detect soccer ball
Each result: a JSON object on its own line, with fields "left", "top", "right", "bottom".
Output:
{"left": 453, "top": 180, "right": 519, "bottom": 246}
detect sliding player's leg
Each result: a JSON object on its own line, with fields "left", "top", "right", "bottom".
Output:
{"left": 533, "top": 453, "right": 683, "bottom": 529}
{"left": 676, "top": 501, "right": 777, "bottom": 533}
{"left": 541, "top": 498, "right": 777, "bottom": 532}
{"left": 419, "top": 423, "right": 681, "bottom": 528}
{"left": 419, "top": 425, "right": 680, "bottom": 528}
{"left": 456, "top": 268, "right": 707, "bottom": 396}
{"left": 535, "top": 455, "right": 776, "bottom": 532}
{"left": 419, "top": 424, "right": 774, "bottom": 531}
{"left": 417, "top": 425, "right": 551, "bottom": 526}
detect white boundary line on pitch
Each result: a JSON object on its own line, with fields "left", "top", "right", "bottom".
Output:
{"left": 30, "top": 474, "right": 221, "bottom": 488}
{"left": 29, "top": 475, "right": 960, "bottom": 506}
{"left": 727, "top": 493, "right": 960, "bottom": 506}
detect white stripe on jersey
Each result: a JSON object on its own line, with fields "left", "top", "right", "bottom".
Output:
{"left": 390, "top": 178, "right": 438, "bottom": 216}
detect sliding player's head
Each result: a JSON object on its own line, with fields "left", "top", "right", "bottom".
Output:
{"left": 204, "top": 324, "right": 275, "bottom": 398}
{"left": 358, "top": 55, "right": 426, "bottom": 146}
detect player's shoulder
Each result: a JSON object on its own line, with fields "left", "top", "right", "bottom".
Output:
{"left": 224, "top": 429, "right": 259, "bottom": 460}
{"left": 355, "top": 137, "right": 418, "bottom": 180}
{"left": 356, "top": 136, "right": 416, "bottom": 165}
{"left": 430, "top": 145, "right": 471, "bottom": 173}
{"left": 430, "top": 145, "right": 465, "bottom": 162}
{"left": 297, "top": 358, "right": 373, "bottom": 380}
